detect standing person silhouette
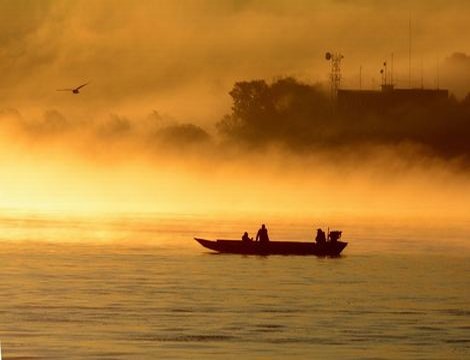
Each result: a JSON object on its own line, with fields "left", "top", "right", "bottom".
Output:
{"left": 256, "top": 224, "right": 270, "bottom": 243}
{"left": 315, "top": 228, "right": 326, "bottom": 244}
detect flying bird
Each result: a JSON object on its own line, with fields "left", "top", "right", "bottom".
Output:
{"left": 57, "top": 82, "right": 89, "bottom": 94}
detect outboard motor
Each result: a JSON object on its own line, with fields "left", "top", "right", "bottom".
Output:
{"left": 329, "top": 231, "right": 342, "bottom": 243}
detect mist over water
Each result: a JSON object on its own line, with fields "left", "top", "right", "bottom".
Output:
{"left": 1, "top": 98, "right": 469, "bottom": 221}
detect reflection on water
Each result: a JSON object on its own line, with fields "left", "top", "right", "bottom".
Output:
{"left": 0, "top": 212, "right": 469, "bottom": 359}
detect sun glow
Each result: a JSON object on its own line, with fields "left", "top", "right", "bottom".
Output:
{"left": 2, "top": 129, "right": 469, "bottom": 221}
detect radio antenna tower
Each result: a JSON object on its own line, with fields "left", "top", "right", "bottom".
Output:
{"left": 325, "top": 51, "right": 344, "bottom": 99}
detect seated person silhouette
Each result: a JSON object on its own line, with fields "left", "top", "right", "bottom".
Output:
{"left": 315, "top": 228, "right": 326, "bottom": 244}
{"left": 256, "top": 224, "right": 270, "bottom": 243}
{"left": 241, "top": 232, "right": 253, "bottom": 242}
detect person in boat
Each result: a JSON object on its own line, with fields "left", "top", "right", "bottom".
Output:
{"left": 241, "top": 232, "right": 253, "bottom": 242}
{"left": 256, "top": 224, "right": 270, "bottom": 243}
{"left": 315, "top": 228, "right": 326, "bottom": 244}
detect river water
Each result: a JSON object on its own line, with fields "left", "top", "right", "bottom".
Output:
{"left": 0, "top": 212, "right": 468, "bottom": 359}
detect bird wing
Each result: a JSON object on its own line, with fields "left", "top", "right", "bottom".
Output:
{"left": 74, "top": 82, "right": 89, "bottom": 91}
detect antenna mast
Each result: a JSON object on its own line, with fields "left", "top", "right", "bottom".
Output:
{"left": 408, "top": 15, "right": 412, "bottom": 88}
{"left": 359, "top": 65, "right": 362, "bottom": 90}
{"left": 420, "top": 57, "right": 424, "bottom": 88}
{"left": 325, "top": 51, "right": 344, "bottom": 99}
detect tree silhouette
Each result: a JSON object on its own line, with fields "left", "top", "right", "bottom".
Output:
{"left": 217, "top": 77, "right": 330, "bottom": 148}
{"left": 217, "top": 76, "right": 470, "bottom": 161}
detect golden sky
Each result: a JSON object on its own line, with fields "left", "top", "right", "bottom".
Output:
{"left": 0, "top": 1, "right": 469, "bottom": 217}
{"left": 0, "top": 0, "right": 469, "bottom": 121}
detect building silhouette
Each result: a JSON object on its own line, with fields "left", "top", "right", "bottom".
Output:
{"left": 337, "top": 84, "right": 448, "bottom": 115}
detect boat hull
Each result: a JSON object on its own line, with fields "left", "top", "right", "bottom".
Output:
{"left": 194, "top": 238, "right": 347, "bottom": 256}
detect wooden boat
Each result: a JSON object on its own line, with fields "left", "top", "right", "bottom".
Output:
{"left": 194, "top": 237, "right": 347, "bottom": 256}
